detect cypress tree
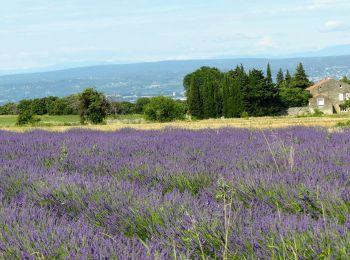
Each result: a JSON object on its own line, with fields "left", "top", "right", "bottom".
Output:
{"left": 276, "top": 68, "right": 284, "bottom": 86}
{"left": 213, "top": 82, "right": 222, "bottom": 117}
{"left": 188, "top": 76, "right": 202, "bottom": 118}
{"left": 285, "top": 70, "right": 292, "bottom": 82}
{"left": 203, "top": 78, "right": 215, "bottom": 118}
{"left": 266, "top": 63, "right": 273, "bottom": 85}
{"left": 229, "top": 79, "right": 244, "bottom": 117}
{"left": 222, "top": 75, "right": 230, "bottom": 117}
{"left": 293, "top": 63, "right": 310, "bottom": 89}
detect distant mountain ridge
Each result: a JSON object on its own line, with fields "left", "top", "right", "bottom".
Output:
{"left": 1, "top": 55, "right": 350, "bottom": 104}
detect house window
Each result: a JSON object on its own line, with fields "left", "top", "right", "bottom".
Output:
{"left": 346, "top": 93, "right": 350, "bottom": 100}
{"left": 317, "top": 98, "right": 325, "bottom": 106}
{"left": 339, "top": 93, "right": 344, "bottom": 101}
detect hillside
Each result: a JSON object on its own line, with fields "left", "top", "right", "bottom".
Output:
{"left": 1, "top": 55, "right": 350, "bottom": 104}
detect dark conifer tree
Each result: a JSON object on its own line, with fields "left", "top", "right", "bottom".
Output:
{"left": 266, "top": 63, "right": 273, "bottom": 85}
{"left": 276, "top": 68, "right": 284, "bottom": 86}
{"left": 229, "top": 79, "right": 245, "bottom": 117}
{"left": 213, "top": 81, "right": 222, "bottom": 117}
{"left": 285, "top": 70, "right": 292, "bottom": 82}
{"left": 222, "top": 75, "right": 230, "bottom": 117}
{"left": 188, "top": 76, "right": 202, "bottom": 118}
{"left": 293, "top": 63, "right": 310, "bottom": 89}
{"left": 202, "top": 78, "right": 216, "bottom": 118}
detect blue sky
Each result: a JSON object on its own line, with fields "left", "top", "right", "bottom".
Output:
{"left": 1, "top": 0, "right": 350, "bottom": 73}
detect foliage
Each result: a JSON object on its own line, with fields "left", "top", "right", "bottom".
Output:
{"left": 109, "top": 101, "right": 135, "bottom": 115}
{"left": 16, "top": 110, "right": 40, "bottom": 125}
{"left": 144, "top": 96, "right": 185, "bottom": 122}
{"left": 79, "top": 88, "right": 110, "bottom": 124}
{"left": 340, "top": 75, "right": 350, "bottom": 84}
{"left": 1, "top": 94, "right": 80, "bottom": 117}
{"left": 134, "top": 97, "right": 151, "bottom": 114}
{"left": 313, "top": 108, "right": 324, "bottom": 116}
{"left": 292, "top": 63, "right": 311, "bottom": 89}
{"left": 276, "top": 68, "right": 284, "bottom": 86}
{"left": 0, "top": 128, "right": 349, "bottom": 258}
{"left": 184, "top": 63, "right": 312, "bottom": 119}
{"left": 344, "top": 99, "right": 350, "bottom": 109}
{"left": 240, "top": 111, "right": 249, "bottom": 118}
{"left": 278, "top": 83, "right": 311, "bottom": 107}
{"left": 0, "top": 103, "right": 18, "bottom": 115}
{"left": 184, "top": 67, "right": 223, "bottom": 119}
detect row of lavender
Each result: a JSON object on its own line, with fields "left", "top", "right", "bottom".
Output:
{"left": 0, "top": 127, "right": 349, "bottom": 259}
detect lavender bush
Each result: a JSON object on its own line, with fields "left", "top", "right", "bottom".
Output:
{"left": 0, "top": 127, "right": 349, "bottom": 259}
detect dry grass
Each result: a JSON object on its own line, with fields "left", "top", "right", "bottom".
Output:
{"left": 1, "top": 115, "right": 349, "bottom": 132}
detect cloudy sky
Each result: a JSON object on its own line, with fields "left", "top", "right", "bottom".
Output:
{"left": 1, "top": 0, "right": 350, "bottom": 73}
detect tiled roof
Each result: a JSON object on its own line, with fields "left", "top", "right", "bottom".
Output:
{"left": 306, "top": 77, "right": 332, "bottom": 91}
{"left": 312, "top": 93, "right": 327, "bottom": 98}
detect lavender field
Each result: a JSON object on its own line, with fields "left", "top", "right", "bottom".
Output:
{"left": 0, "top": 127, "right": 349, "bottom": 259}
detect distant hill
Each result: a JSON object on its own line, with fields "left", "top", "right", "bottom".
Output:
{"left": 1, "top": 55, "right": 350, "bottom": 104}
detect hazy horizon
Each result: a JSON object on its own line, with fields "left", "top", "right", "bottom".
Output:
{"left": 1, "top": 0, "right": 350, "bottom": 74}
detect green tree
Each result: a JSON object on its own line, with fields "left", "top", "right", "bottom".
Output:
{"left": 144, "top": 96, "right": 185, "bottom": 122}
{"left": 31, "top": 98, "right": 47, "bottom": 115}
{"left": 276, "top": 68, "right": 284, "bottom": 86}
{"left": 203, "top": 79, "right": 216, "bottom": 118}
{"left": 246, "top": 69, "right": 279, "bottom": 116}
{"left": 278, "top": 84, "right": 310, "bottom": 107}
{"left": 48, "top": 98, "right": 73, "bottom": 115}
{"left": 0, "top": 103, "right": 18, "bottom": 115}
{"left": 17, "top": 100, "right": 33, "bottom": 114}
{"left": 79, "top": 88, "right": 110, "bottom": 124}
{"left": 222, "top": 73, "right": 245, "bottom": 118}
{"left": 285, "top": 70, "right": 292, "bottom": 82}
{"left": 188, "top": 76, "right": 202, "bottom": 118}
{"left": 293, "top": 63, "right": 310, "bottom": 89}
{"left": 184, "top": 67, "right": 223, "bottom": 119}
{"left": 278, "top": 63, "right": 312, "bottom": 107}
{"left": 227, "top": 65, "right": 249, "bottom": 117}
{"left": 266, "top": 63, "right": 273, "bottom": 85}
{"left": 134, "top": 97, "right": 151, "bottom": 114}
{"left": 340, "top": 76, "right": 350, "bottom": 84}
{"left": 109, "top": 101, "right": 135, "bottom": 115}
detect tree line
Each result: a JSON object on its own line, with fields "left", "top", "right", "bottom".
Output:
{"left": 184, "top": 63, "right": 312, "bottom": 118}
{"left": 2, "top": 62, "right": 349, "bottom": 124}
{"left": 0, "top": 88, "right": 186, "bottom": 125}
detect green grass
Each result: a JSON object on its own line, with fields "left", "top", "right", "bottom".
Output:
{"left": 0, "top": 114, "right": 147, "bottom": 127}
{"left": 0, "top": 115, "right": 17, "bottom": 126}
{"left": 0, "top": 115, "right": 80, "bottom": 127}
{"left": 336, "top": 120, "right": 350, "bottom": 128}
{"left": 107, "top": 114, "right": 147, "bottom": 124}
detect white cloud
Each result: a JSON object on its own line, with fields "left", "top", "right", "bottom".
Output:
{"left": 322, "top": 20, "right": 349, "bottom": 32}
{"left": 256, "top": 36, "right": 276, "bottom": 49}
{"left": 325, "top": 20, "right": 343, "bottom": 30}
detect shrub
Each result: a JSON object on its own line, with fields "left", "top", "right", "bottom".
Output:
{"left": 16, "top": 111, "right": 40, "bottom": 125}
{"left": 241, "top": 111, "right": 249, "bottom": 118}
{"left": 313, "top": 108, "right": 324, "bottom": 116}
{"left": 144, "top": 96, "right": 185, "bottom": 122}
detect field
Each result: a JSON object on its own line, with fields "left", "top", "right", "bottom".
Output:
{"left": 1, "top": 114, "right": 350, "bottom": 131}
{"left": 0, "top": 127, "right": 349, "bottom": 258}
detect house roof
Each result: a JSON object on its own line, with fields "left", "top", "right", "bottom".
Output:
{"left": 312, "top": 93, "right": 328, "bottom": 98}
{"left": 306, "top": 77, "right": 333, "bottom": 91}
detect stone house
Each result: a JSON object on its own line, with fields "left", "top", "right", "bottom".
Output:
{"left": 307, "top": 77, "right": 350, "bottom": 114}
